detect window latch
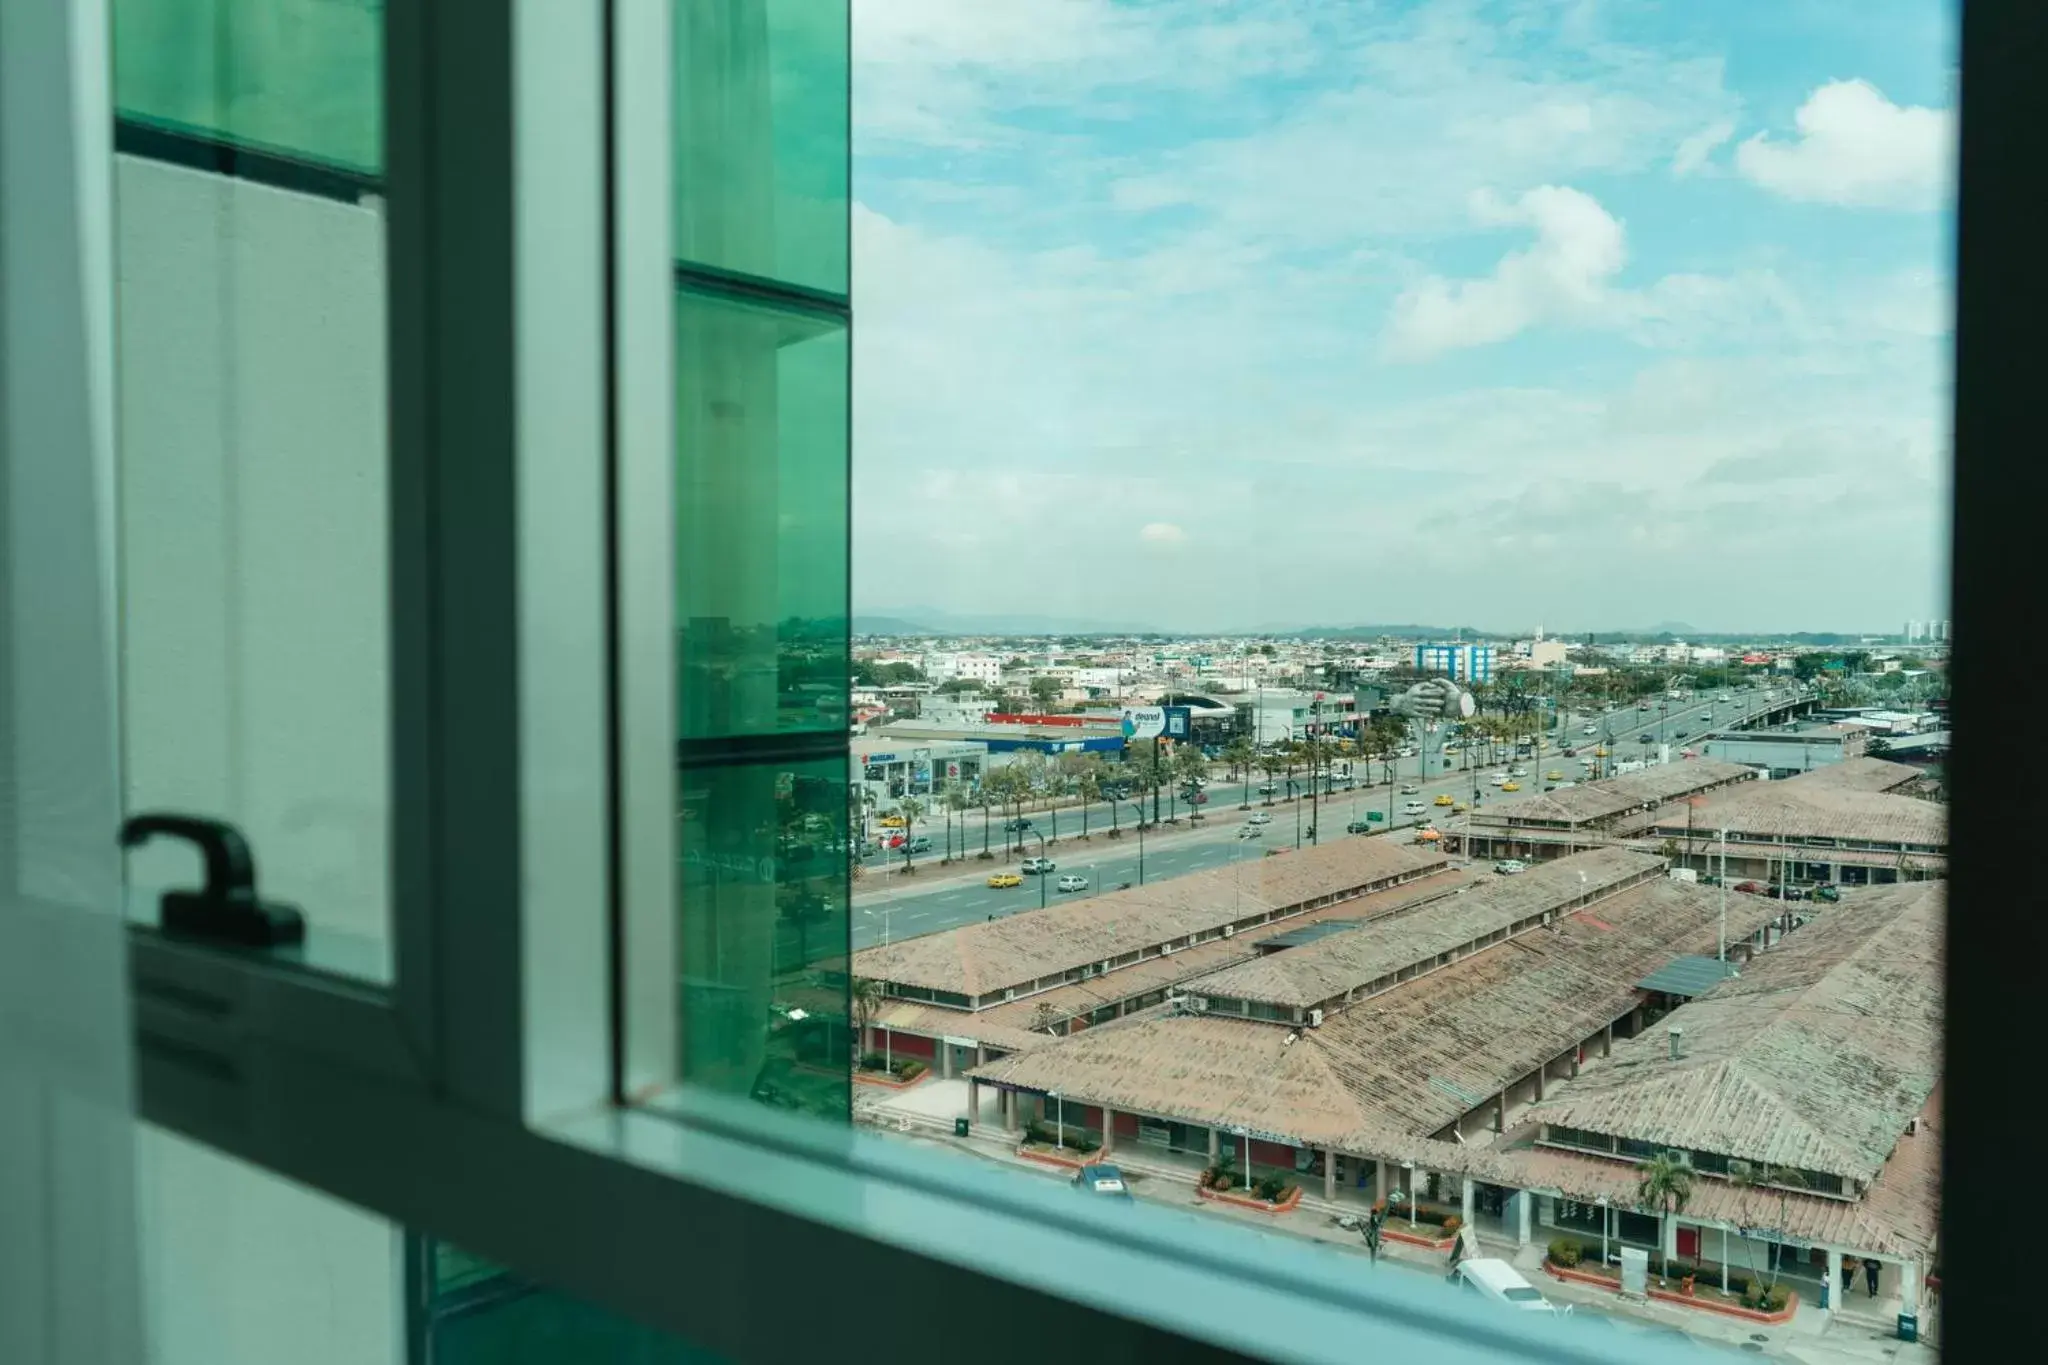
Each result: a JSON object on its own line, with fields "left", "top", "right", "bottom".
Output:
{"left": 118, "top": 813, "right": 306, "bottom": 948}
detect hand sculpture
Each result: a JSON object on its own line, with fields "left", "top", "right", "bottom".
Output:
{"left": 1388, "top": 677, "right": 1476, "bottom": 722}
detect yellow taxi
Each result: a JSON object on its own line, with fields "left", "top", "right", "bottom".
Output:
{"left": 987, "top": 872, "right": 1022, "bottom": 888}
{"left": 1545, "top": 770, "right": 1563, "bottom": 781}
{"left": 879, "top": 814, "right": 907, "bottom": 828}
{"left": 1501, "top": 781, "right": 1521, "bottom": 792}
{"left": 1452, "top": 802, "right": 1470, "bottom": 814}
{"left": 1433, "top": 793, "right": 1454, "bottom": 807}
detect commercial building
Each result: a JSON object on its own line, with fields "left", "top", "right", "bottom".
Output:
{"left": 1522, "top": 881, "right": 1942, "bottom": 1324}
{"left": 854, "top": 735, "right": 987, "bottom": 805}
{"left": 1414, "top": 642, "right": 1496, "bottom": 683}
{"left": 1698, "top": 722, "right": 1869, "bottom": 777}
{"left": 1445, "top": 761, "right": 1757, "bottom": 863}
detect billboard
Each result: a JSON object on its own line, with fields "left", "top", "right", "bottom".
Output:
{"left": 1120, "top": 706, "right": 1167, "bottom": 740}
{"left": 1163, "top": 706, "right": 1192, "bottom": 739}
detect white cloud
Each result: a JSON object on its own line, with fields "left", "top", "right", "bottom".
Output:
{"left": 1138, "top": 522, "right": 1186, "bottom": 546}
{"left": 1382, "top": 186, "right": 1627, "bottom": 359}
{"left": 1735, "top": 79, "right": 1955, "bottom": 210}
{"left": 1671, "top": 118, "right": 1735, "bottom": 176}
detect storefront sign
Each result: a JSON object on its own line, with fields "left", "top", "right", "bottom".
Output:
{"left": 1122, "top": 707, "right": 1167, "bottom": 740}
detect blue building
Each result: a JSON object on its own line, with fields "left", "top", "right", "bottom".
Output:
{"left": 1413, "top": 643, "right": 1495, "bottom": 684}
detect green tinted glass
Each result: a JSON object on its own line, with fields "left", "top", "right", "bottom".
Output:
{"left": 674, "top": 0, "right": 848, "bottom": 295}
{"left": 112, "top": 0, "right": 382, "bottom": 175}
{"left": 677, "top": 755, "right": 851, "bottom": 1120}
{"left": 675, "top": 290, "right": 848, "bottom": 740}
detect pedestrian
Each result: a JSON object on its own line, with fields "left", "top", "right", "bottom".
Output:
{"left": 1841, "top": 1259, "right": 1855, "bottom": 1297}
{"left": 1866, "top": 1257, "right": 1880, "bottom": 1298}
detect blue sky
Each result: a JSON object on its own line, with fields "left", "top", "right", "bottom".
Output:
{"left": 850, "top": 0, "right": 1957, "bottom": 634}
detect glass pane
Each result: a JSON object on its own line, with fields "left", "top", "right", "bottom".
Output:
{"left": 421, "top": 1239, "right": 727, "bottom": 1365}
{"left": 675, "top": 290, "right": 848, "bottom": 741}
{"left": 841, "top": 0, "right": 1955, "bottom": 1353}
{"left": 676, "top": 754, "right": 851, "bottom": 1120}
{"left": 113, "top": 0, "right": 382, "bottom": 174}
{"left": 113, "top": 3, "right": 392, "bottom": 976}
{"left": 674, "top": 0, "right": 848, "bottom": 295}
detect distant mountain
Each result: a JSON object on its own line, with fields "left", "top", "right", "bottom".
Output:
{"left": 854, "top": 607, "right": 1154, "bottom": 636}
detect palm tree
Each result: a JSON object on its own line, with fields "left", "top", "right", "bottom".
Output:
{"left": 897, "top": 796, "right": 926, "bottom": 870}
{"left": 1075, "top": 762, "right": 1101, "bottom": 837}
{"left": 1635, "top": 1151, "right": 1695, "bottom": 1282}
{"left": 941, "top": 779, "right": 970, "bottom": 860}
{"left": 1257, "top": 751, "right": 1283, "bottom": 805}
{"left": 1728, "top": 1161, "right": 1806, "bottom": 1292}
{"left": 978, "top": 784, "right": 995, "bottom": 857}
{"left": 851, "top": 977, "right": 884, "bottom": 1055}
{"left": 1223, "top": 738, "right": 1256, "bottom": 785}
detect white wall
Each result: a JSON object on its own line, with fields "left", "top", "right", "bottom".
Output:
{"left": 114, "top": 154, "right": 399, "bottom": 1365}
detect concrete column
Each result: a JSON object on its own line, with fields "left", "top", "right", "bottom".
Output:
{"left": 1102, "top": 1107, "right": 1116, "bottom": 1154}
{"left": 1461, "top": 1179, "right": 1476, "bottom": 1226}
{"left": 1533, "top": 1065, "right": 1546, "bottom": 1102}
{"left": 1495, "top": 1092, "right": 1507, "bottom": 1132}
{"left": 1003, "top": 1090, "right": 1019, "bottom": 1133}
{"left": 1208, "top": 1128, "right": 1220, "bottom": 1161}
{"left": 1569, "top": 1048, "right": 1581, "bottom": 1079}
{"left": 975, "top": 1045, "right": 987, "bottom": 1067}
{"left": 967, "top": 1079, "right": 980, "bottom": 1126}
{"left": 1902, "top": 1259, "right": 1920, "bottom": 1315}
{"left": 1376, "top": 1161, "right": 1389, "bottom": 1205}
{"left": 940, "top": 1045, "right": 953, "bottom": 1080}
{"left": 1825, "top": 1248, "right": 1843, "bottom": 1313}
{"left": 1324, "top": 1150, "right": 1337, "bottom": 1202}
{"left": 1602, "top": 1022, "right": 1613, "bottom": 1057}
{"left": 1517, "top": 1192, "right": 1532, "bottom": 1246}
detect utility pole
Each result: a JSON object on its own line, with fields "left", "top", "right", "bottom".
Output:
{"left": 1718, "top": 826, "right": 1729, "bottom": 963}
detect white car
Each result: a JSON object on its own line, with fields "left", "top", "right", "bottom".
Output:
{"left": 1509, "top": 766, "right": 1528, "bottom": 777}
{"left": 1402, "top": 800, "right": 1426, "bottom": 816}
{"left": 1236, "top": 824, "right": 1263, "bottom": 840}
{"left": 1455, "top": 1258, "right": 1556, "bottom": 1312}
{"left": 1020, "top": 856, "right": 1056, "bottom": 874}
{"left": 1488, "top": 773, "right": 1509, "bottom": 787}
{"left": 1494, "top": 859, "right": 1529, "bottom": 875}
{"left": 1055, "top": 873, "right": 1088, "bottom": 892}
{"left": 1247, "top": 811, "right": 1272, "bottom": 825}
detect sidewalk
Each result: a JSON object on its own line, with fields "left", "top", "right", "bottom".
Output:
{"left": 857, "top": 1087, "right": 1936, "bottom": 1364}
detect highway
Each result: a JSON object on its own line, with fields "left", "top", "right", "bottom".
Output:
{"left": 851, "top": 684, "right": 1807, "bottom": 951}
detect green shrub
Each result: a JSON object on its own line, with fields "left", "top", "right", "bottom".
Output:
{"left": 1023, "top": 1119, "right": 1054, "bottom": 1147}
{"left": 891, "top": 1058, "right": 926, "bottom": 1080}
{"left": 859, "top": 1052, "right": 886, "bottom": 1071}
{"left": 1074, "top": 1134, "right": 1101, "bottom": 1154}
{"left": 1253, "top": 1174, "right": 1288, "bottom": 1202}
{"left": 1764, "top": 1284, "right": 1791, "bottom": 1313}
{"left": 1549, "top": 1238, "right": 1582, "bottom": 1268}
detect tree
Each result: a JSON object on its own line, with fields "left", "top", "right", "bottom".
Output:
{"left": 1173, "top": 743, "right": 1208, "bottom": 798}
{"left": 1028, "top": 675, "right": 1062, "bottom": 711}
{"left": 1257, "top": 750, "right": 1285, "bottom": 805}
{"left": 1074, "top": 761, "right": 1102, "bottom": 837}
{"left": 1222, "top": 738, "right": 1257, "bottom": 785}
{"left": 1635, "top": 1151, "right": 1695, "bottom": 1282}
{"left": 936, "top": 678, "right": 983, "bottom": 697}
{"left": 896, "top": 796, "right": 926, "bottom": 869}
{"left": 1728, "top": 1161, "right": 1806, "bottom": 1292}
{"left": 940, "top": 779, "right": 971, "bottom": 860}
{"left": 850, "top": 977, "right": 884, "bottom": 1054}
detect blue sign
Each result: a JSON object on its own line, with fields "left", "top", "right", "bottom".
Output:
{"left": 1165, "top": 706, "right": 1192, "bottom": 738}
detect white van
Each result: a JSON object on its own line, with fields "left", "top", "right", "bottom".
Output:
{"left": 1454, "top": 1258, "right": 1556, "bottom": 1312}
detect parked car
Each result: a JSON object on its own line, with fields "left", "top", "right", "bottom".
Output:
{"left": 1020, "top": 856, "right": 1056, "bottom": 874}
{"left": 987, "top": 873, "right": 1022, "bottom": 888}
{"left": 1494, "top": 859, "right": 1529, "bottom": 875}
{"left": 1055, "top": 873, "right": 1088, "bottom": 893}
{"left": 1455, "top": 1258, "right": 1556, "bottom": 1313}
{"left": 1813, "top": 884, "right": 1841, "bottom": 902}
{"left": 1734, "top": 880, "right": 1765, "bottom": 893}
{"left": 1346, "top": 820, "right": 1372, "bottom": 834}
{"left": 1074, "top": 1163, "right": 1133, "bottom": 1200}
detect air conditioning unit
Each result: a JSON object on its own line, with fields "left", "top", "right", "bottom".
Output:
{"left": 1160, "top": 942, "right": 1176, "bottom": 955}
{"left": 1906, "top": 1116, "right": 1920, "bottom": 1136}
{"left": 1186, "top": 996, "right": 1209, "bottom": 1012}
{"left": 1222, "top": 924, "right": 1236, "bottom": 938}
{"left": 1307, "top": 1008, "right": 1324, "bottom": 1028}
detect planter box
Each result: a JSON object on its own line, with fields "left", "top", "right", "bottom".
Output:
{"left": 1381, "top": 1224, "right": 1457, "bottom": 1253}
{"left": 1541, "top": 1262, "right": 1799, "bottom": 1324}
{"left": 854, "top": 1069, "right": 927, "bottom": 1090}
{"left": 1017, "top": 1144, "right": 1102, "bottom": 1171}
{"left": 1196, "top": 1182, "right": 1303, "bottom": 1215}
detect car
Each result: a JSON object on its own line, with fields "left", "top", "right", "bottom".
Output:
{"left": 1582, "top": 724, "right": 1599, "bottom": 735}
{"left": 1055, "top": 874, "right": 1088, "bottom": 893}
{"left": 1638, "top": 734, "right": 1655, "bottom": 744}
{"left": 986, "top": 873, "right": 1022, "bottom": 888}
{"left": 1256, "top": 784, "right": 1277, "bottom": 796}
{"left": 1003, "top": 817, "right": 1034, "bottom": 832}
{"left": 1399, "top": 784, "right": 1420, "bottom": 795}
{"left": 1734, "top": 880, "right": 1765, "bottom": 894}
{"left": 1402, "top": 800, "right": 1426, "bottom": 815}
{"left": 903, "top": 835, "right": 933, "bottom": 853}
{"left": 1494, "top": 859, "right": 1529, "bottom": 875}
{"left": 1813, "top": 884, "right": 1841, "bottom": 902}
{"left": 1414, "top": 827, "right": 1442, "bottom": 843}
{"left": 1434, "top": 793, "right": 1454, "bottom": 807}
{"left": 1455, "top": 1258, "right": 1556, "bottom": 1312}
{"left": 1674, "top": 730, "right": 1689, "bottom": 740}
{"left": 1509, "top": 767, "right": 1527, "bottom": 777}
{"left": 1247, "top": 811, "right": 1272, "bottom": 825}
{"left": 1237, "top": 824, "right": 1263, "bottom": 840}
{"left": 1074, "top": 1163, "right": 1134, "bottom": 1199}
{"left": 1345, "top": 820, "right": 1372, "bottom": 834}
{"left": 1488, "top": 774, "right": 1508, "bottom": 787}
{"left": 1452, "top": 802, "right": 1469, "bottom": 813}
{"left": 1020, "top": 856, "right": 1056, "bottom": 874}
{"left": 1544, "top": 770, "right": 1562, "bottom": 781}
{"left": 1561, "top": 746, "right": 1577, "bottom": 757}
{"left": 1501, "top": 781, "right": 1521, "bottom": 792}
{"left": 878, "top": 815, "right": 907, "bottom": 828}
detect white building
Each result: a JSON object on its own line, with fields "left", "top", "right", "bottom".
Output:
{"left": 924, "top": 651, "right": 1004, "bottom": 685}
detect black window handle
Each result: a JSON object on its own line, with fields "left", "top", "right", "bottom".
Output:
{"left": 118, "top": 813, "right": 306, "bottom": 948}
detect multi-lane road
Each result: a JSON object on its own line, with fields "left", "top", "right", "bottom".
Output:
{"left": 851, "top": 686, "right": 1805, "bottom": 951}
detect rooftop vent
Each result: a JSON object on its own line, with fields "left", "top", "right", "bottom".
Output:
{"left": 1667, "top": 1025, "right": 1685, "bottom": 1061}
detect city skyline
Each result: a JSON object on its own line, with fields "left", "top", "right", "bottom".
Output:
{"left": 851, "top": 0, "right": 1957, "bottom": 633}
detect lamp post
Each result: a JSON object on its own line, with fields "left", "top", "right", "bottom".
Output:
{"left": 1597, "top": 1195, "right": 1610, "bottom": 1270}
{"left": 1404, "top": 1161, "right": 1417, "bottom": 1231}
{"left": 1128, "top": 801, "right": 1147, "bottom": 885}
{"left": 1052, "top": 1091, "right": 1063, "bottom": 1150}
{"left": 1033, "top": 831, "right": 1049, "bottom": 910}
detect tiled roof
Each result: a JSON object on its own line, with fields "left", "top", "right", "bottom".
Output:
{"left": 1524, "top": 881, "right": 1943, "bottom": 1184}
{"left": 1626, "top": 784, "right": 1947, "bottom": 848}
{"left": 1464, "top": 761, "right": 1754, "bottom": 829}
{"left": 1779, "top": 757, "right": 1926, "bottom": 793}
{"left": 971, "top": 869, "right": 1782, "bottom": 1141}
{"left": 852, "top": 838, "right": 1447, "bottom": 997}
{"left": 1182, "top": 849, "right": 1666, "bottom": 1009}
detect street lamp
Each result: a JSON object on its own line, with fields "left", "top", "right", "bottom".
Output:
{"left": 1052, "top": 1090, "right": 1063, "bottom": 1150}
{"left": 1597, "top": 1195, "right": 1610, "bottom": 1270}
{"left": 1033, "top": 831, "right": 1049, "bottom": 910}
{"left": 1128, "top": 800, "right": 1147, "bottom": 885}
{"left": 1403, "top": 1160, "right": 1417, "bottom": 1231}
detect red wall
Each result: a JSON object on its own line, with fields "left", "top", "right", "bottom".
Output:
{"left": 1251, "top": 1139, "right": 1298, "bottom": 1168}
{"left": 1114, "top": 1111, "right": 1141, "bottom": 1138}
{"left": 877, "top": 1030, "right": 933, "bottom": 1058}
